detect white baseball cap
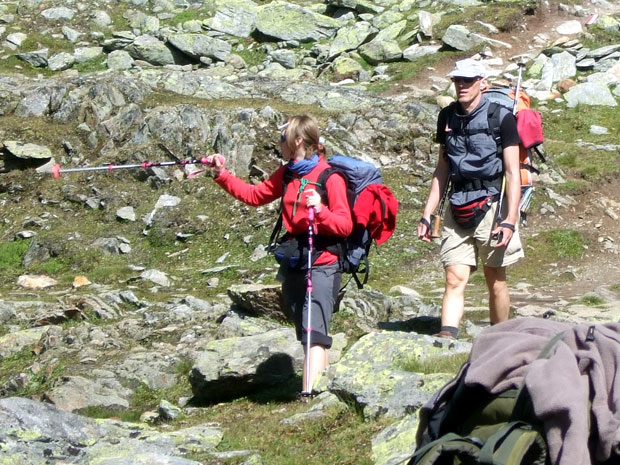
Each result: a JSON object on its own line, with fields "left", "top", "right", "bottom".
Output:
{"left": 447, "top": 58, "right": 487, "bottom": 79}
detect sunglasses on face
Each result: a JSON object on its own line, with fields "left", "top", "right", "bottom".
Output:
{"left": 280, "top": 133, "right": 286, "bottom": 143}
{"left": 451, "top": 76, "right": 480, "bottom": 84}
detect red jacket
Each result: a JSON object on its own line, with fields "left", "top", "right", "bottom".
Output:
{"left": 215, "top": 159, "right": 353, "bottom": 265}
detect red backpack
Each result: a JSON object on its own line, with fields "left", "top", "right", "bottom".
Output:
{"left": 485, "top": 87, "right": 546, "bottom": 227}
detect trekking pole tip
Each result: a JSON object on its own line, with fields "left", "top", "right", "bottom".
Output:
{"left": 52, "top": 163, "right": 61, "bottom": 179}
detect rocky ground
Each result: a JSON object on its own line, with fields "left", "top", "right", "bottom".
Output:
{"left": 1, "top": 0, "right": 620, "bottom": 464}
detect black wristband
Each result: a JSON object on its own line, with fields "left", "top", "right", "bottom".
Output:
{"left": 499, "top": 222, "right": 515, "bottom": 232}
{"left": 420, "top": 217, "right": 431, "bottom": 229}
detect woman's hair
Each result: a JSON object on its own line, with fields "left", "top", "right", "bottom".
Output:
{"left": 282, "top": 115, "right": 327, "bottom": 159}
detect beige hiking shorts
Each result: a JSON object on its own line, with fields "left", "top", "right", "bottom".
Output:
{"left": 440, "top": 200, "right": 524, "bottom": 270}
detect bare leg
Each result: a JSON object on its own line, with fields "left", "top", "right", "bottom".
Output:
{"left": 483, "top": 265, "right": 510, "bottom": 324}
{"left": 441, "top": 264, "right": 471, "bottom": 328}
{"left": 302, "top": 344, "right": 328, "bottom": 393}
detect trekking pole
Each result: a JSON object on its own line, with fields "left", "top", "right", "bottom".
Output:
{"left": 431, "top": 179, "right": 450, "bottom": 238}
{"left": 50, "top": 156, "right": 221, "bottom": 179}
{"left": 494, "top": 176, "right": 507, "bottom": 242}
{"left": 302, "top": 207, "right": 317, "bottom": 396}
{"left": 513, "top": 62, "right": 525, "bottom": 115}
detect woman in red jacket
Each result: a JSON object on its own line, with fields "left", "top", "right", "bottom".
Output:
{"left": 207, "top": 115, "right": 352, "bottom": 396}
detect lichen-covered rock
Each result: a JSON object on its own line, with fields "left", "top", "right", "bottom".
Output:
{"left": 0, "top": 397, "right": 221, "bottom": 464}
{"left": 255, "top": 1, "right": 340, "bottom": 42}
{"left": 227, "top": 283, "right": 286, "bottom": 321}
{"left": 209, "top": 0, "right": 258, "bottom": 37}
{"left": 323, "top": 331, "right": 471, "bottom": 419}
{"left": 126, "top": 35, "right": 175, "bottom": 66}
{"left": 371, "top": 413, "right": 419, "bottom": 465}
{"left": 168, "top": 33, "right": 232, "bottom": 62}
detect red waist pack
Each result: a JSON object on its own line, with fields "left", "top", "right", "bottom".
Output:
{"left": 450, "top": 196, "right": 494, "bottom": 229}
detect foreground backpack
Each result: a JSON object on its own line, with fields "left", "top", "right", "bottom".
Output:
{"left": 410, "top": 331, "right": 566, "bottom": 465}
{"left": 269, "top": 155, "right": 398, "bottom": 288}
{"left": 485, "top": 87, "right": 546, "bottom": 227}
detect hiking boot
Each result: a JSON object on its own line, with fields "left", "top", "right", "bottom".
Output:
{"left": 433, "top": 330, "right": 457, "bottom": 339}
{"left": 297, "top": 391, "right": 312, "bottom": 403}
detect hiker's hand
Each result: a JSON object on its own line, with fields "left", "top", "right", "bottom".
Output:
{"left": 417, "top": 217, "right": 432, "bottom": 243}
{"left": 305, "top": 189, "right": 322, "bottom": 212}
{"left": 492, "top": 222, "right": 515, "bottom": 248}
{"left": 206, "top": 154, "right": 226, "bottom": 176}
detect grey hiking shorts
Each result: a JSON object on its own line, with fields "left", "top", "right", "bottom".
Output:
{"left": 440, "top": 199, "right": 524, "bottom": 270}
{"left": 280, "top": 262, "right": 341, "bottom": 349}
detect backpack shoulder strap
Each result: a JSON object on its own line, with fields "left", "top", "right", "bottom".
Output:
{"left": 317, "top": 166, "right": 352, "bottom": 207}
{"left": 478, "top": 421, "right": 546, "bottom": 465}
{"left": 487, "top": 102, "right": 503, "bottom": 154}
{"left": 267, "top": 169, "right": 295, "bottom": 253}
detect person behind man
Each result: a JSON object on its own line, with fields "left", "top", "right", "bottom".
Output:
{"left": 417, "top": 58, "right": 524, "bottom": 339}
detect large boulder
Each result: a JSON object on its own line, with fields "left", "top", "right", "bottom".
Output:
{"left": 168, "top": 33, "right": 232, "bottom": 62}
{"left": 209, "top": 0, "right": 258, "bottom": 38}
{"left": 0, "top": 397, "right": 221, "bottom": 464}
{"left": 322, "top": 331, "right": 471, "bottom": 419}
{"left": 255, "top": 1, "right": 340, "bottom": 42}
{"left": 328, "top": 21, "right": 376, "bottom": 59}
{"left": 189, "top": 328, "right": 347, "bottom": 402}
{"left": 126, "top": 35, "right": 175, "bottom": 66}
{"left": 565, "top": 82, "right": 618, "bottom": 107}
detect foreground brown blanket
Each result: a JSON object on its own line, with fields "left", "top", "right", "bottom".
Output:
{"left": 420, "top": 317, "right": 620, "bottom": 465}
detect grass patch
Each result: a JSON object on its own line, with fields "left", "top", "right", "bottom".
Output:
{"left": 575, "top": 295, "right": 605, "bottom": 307}
{"left": 512, "top": 229, "right": 587, "bottom": 285}
{"left": 435, "top": 3, "right": 533, "bottom": 37}
{"left": 233, "top": 43, "right": 268, "bottom": 68}
{"left": 74, "top": 56, "right": 108, "bottom": 74}
{"left": 542, "top": 104, "right": 620, "bottom": 181}
{"left": 82, "top": 378, "right": 194, "bottom": 423}
{"left": 184, "top": 385, "right": 388, "bottom": 465}
{"left": 168, "top": 8, "right": 203, "bottom": 25}
{"left": 580, "top": 24, "right": 620, "bottom": 49}
{"left": 0, "top": 239, "right": 30, "bottom": 277}
{"left": 368, "top": 52, "right": 457, "bottom": 93}
{"left": 0, "top": 348, "right": 74, "bottom": 399}
{"left": 397, "top": 352, "right": 469, "bottom": 374}
{"left": 0, "top": 347, "right": 37, "bottom": 386}
{"left": 544, "top": 229, "right": 587, "bottom": 259}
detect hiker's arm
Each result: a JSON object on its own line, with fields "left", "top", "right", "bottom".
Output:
{"left": 214, "top": 163, "right": 284, "bottom": 206}
{"left": 311, "top": 174, "right": 353, "bottom": 237}
{"left": 493, "top": 144, "right": 520, "bottom": 247}
{"left": 418, "top": 148, "right": 450, "bottom": 242}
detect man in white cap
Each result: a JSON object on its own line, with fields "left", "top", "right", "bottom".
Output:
{"left": 417, "top": 58, "right": 524, "bottom": 338}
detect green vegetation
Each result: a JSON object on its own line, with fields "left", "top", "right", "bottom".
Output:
{"left": 576, "top": 295, "right": 605, "bottom": 307}
{"left": 580, "top": 23, "right": 620, "bottom": 48}
{"left": 511, "top": 229, "right": 588, "bottom": 285}
{"left": 74, "top": 56, "right": 108, "bottom": 74}
{"left": 184, "top": 380, "right": 388, "bottom": 465}
{"left": 544, "top": 229, "right": 587, "bottom": 259}
{"left": 0, "top": 348, "right": 74, "bottom": 399}
{"left": 543, "top": 103, "right": 620, "bottom": 182}
{"left": 233, "top": 43, "right": 268, "bottom": 68}
{"left": 397, "top": 352, "right": 469, "bottom": 374}
{"left": 368, "top": 52, "right": 457, "bottom": 93}
{"left": 0, "top": 239, "right": 30, "bottom": 279}
{"left": 0, "top": 347, "right": 36, "bottom": 384}
{"left": 169, "top": 8, "right": 203, "bottom": 25}
{"left": 435, "top": 3, "right": 534, "bottom": 37}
